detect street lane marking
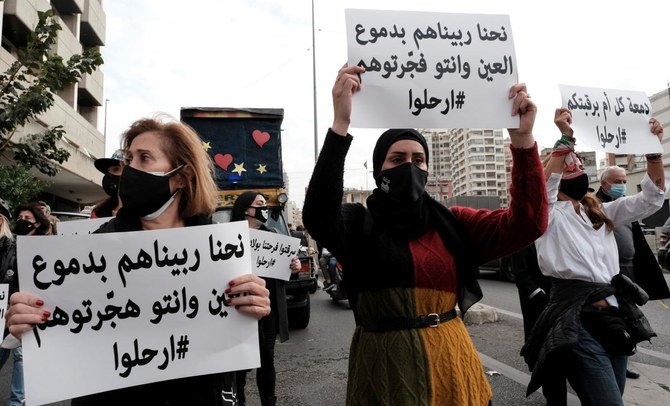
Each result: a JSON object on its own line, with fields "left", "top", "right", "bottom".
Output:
{"left": 477, "top": 352, "right": 581, "bottom": 406}
{"left": 637, "top": 346, "right": 670, "bottom": 362}
{"left": 489, "top": 306, "right": 522, "bottom": 320}
{"left": 482, "top": 303, "right": 670, "bottom": 362}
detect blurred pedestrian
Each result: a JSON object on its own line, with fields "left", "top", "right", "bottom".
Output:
{"left": 510, "top": 244, "right": 567, "bottom": 405}
{"left": 15, "top": 203, "right": 52, "bottom": 236}
{"left": 0, "top": 198, "right": 23, "bottom": 406}
{"left": 231, "top": 191, "right": 300, "bottom": 406}
{"left": 596, "top": 166, "right": 670, "bottom": 301}
{"left": 91, "top": 149, "right": 124, "bottom": 218}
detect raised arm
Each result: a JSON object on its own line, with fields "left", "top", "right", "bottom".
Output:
{"left": 331, "top": 64, "right": 365, "bottom": 136}
{"left": 507, "top": 83, "right": 536, "bottom": 149}
{"left": 544, "top": 108, "right": 574, "bottom": 179}
{"left": 303, "top": 64, "right": 365, "bottom": 254}
{"left": 645, "top": 118, "right": 665, "bottom": 190}
{"left": 451, "top": 84, "right": 548, "bottom": 263}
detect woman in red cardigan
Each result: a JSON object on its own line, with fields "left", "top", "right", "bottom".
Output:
{"left": 303, "top": 64, "right": 548, "bottom": 405}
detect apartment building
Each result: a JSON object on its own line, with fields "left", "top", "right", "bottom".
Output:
{"left": 419, "top": 129, "right": 453, "bottom": 203}
{"left": 450, "top": 128, "right": 508, "bottom": 206}
{"left": 0, "top": 0, "right": 106, "bottom": 209}
{"left": 421, "top": 128, "right": 508, "bottom": 206}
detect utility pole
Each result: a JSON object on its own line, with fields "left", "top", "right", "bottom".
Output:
{"left": 103, "top": 98, "right": 110, "bottom": 138}
{"left": 311, "top": 0, "right": 319, "bottom": 163}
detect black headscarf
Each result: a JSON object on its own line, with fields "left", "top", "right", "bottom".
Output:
{"left": 371, "top": 129, "right": 430, "bottom": 178}
{"left": 364, "top": 128, "right": 483, "bottom": 314}
{"left": 367, "top": 129, "right": 431, "bottom": 238}
{"left": 231, "top": 191, "right": 261, "bottom": 222}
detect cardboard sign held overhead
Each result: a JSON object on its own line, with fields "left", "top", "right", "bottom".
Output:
{"left": 346, "top": 9, "right": 519, "bottom": 129}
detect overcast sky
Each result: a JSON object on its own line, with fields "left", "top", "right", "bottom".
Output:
{"left": 101, "top": 0, "right": 670, "bottom": 207}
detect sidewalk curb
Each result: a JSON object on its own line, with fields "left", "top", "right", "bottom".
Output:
{"left": 623, "top": 361, "right": 670, "bottom": 406}
{"left": 458, "top": 303, "right": 500, "bottom": 325}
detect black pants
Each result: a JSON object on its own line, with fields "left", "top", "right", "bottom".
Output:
{"left": 519, "top": 293, "right": 567, "bottom": 405}
{"left": 236, "top": 312, "right": 278, "bottom": 406}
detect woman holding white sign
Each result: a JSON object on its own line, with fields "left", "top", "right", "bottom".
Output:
{"left": 231, "top": 191, "right": 300, "bottom": 406}
{"left": 522, "top": 108, "right": 663, "bottom": 406}
{"left": 6, "top": 117, "right": 271, "bottom": 406}
{"left": 303, "top": 64, "right": 548, "bottom": 405}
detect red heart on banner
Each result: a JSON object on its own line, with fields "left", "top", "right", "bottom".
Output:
{"left": 214, "top": 153, "right": 233, "bottom": 171}
{"left": 252, "top": 130, "right": 271, "bottom": 148}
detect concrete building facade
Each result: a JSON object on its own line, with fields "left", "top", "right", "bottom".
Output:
{"left": 422, "top": 129, "right": 453, "bottom": 181}
{"left": 449, "top": 128, "right": 508, "bottom": 206}
{"left": 1, "top": 0, "right": 106, "bottom": 209}
{"left": 421, "top": 128, "right": 508, "bottom": 207}
{"left": 342, "top": 188, "right": 372, "bottom": 206}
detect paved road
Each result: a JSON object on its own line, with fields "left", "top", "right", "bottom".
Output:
{"left": 3, "top": 274, "right": 669, "bottom": 405}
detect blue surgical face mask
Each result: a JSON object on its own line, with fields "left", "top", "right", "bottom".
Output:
{"left": 607, "top": 183, "right": 626, "bottom": 199}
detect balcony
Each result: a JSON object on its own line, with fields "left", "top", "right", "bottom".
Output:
{"left": 53, "top": 13, "right": 82, "bottom": 61}
{"left": 78, "top": 63, "right": 104, "bottom": 106}
{"left": 51, "top": 0, "right": 84, "bottom": 15}
{"left": 2, "top": 0, "right": 50, "bottom": 47}
{"left": 81, "top": 0, "right": 105, "bottom": 46}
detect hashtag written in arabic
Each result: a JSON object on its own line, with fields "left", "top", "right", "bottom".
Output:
{"left": 176, "top": 335, "right": 190, "bottom": 359}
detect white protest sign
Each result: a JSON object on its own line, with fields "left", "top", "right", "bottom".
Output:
{"left": 346, "top": 9, "right": 519, "bottom": 129}
{"left": 559, "top": 85, "right": 662, "bottom": 154}
{"left": 0, "top": 284, "right": 8, "bottom": 334}
{"left": 17, "top": 222, "right": 259, "bottom": 405}
{"left": 57, "top": 217, "right": 112, "bottom": 236}
{"left": 249, "top": 229, "right": 299, "bottom": 281}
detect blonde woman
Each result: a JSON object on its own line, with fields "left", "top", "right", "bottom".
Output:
{"left": 6, "top": 117, "right": 271, "bottom": 405}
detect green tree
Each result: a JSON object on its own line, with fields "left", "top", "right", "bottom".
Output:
{"left": 0, "top": 165, "right": 48, "bottom": 213}
{"left": 0, "top": 8, "right": 104, "bottom": 185}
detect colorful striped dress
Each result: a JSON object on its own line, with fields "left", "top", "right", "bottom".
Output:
{"left": 303, "top": 130, "right": 547, "bottom": 406}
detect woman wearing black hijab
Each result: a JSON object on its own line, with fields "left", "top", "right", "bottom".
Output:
{"left": 303, "top": 65, "right": 548, "bottom": 405}
{"left": 231, "top": 191, "right": 299, "bottom": 406}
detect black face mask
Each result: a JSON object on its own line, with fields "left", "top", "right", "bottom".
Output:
{"left": 247, "top": 206, "right": 269, "bottom": 224}
{"left": 102, "top": 174, "right": 120, "bottom": 196}
{"left": 119, "top": 165, "right": 183, "bottom": 218}
{"left": 560, "top": 173, "right": 590, "bottom": 201}
{"left": 376, "top": 162, "right": 428, "bottom": 203}
{"left": 14, "top": 219, "right": 36, "bottom": 236}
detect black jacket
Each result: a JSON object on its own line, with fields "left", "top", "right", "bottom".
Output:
{"left": 509, "top": 244, "right": 552, "bottom": 340}
{"left": 522, "top": 277, "right": 654, "bottom": 396}
{"left": 72, "top": 214, "right": 236, "bottom": 406}
{"left": 258, "top": 224, "right": 289, "bottom": 343}
{"left": 596, "top": 187, "right": 670, "bottom": 300}
{"left": 0, "top": 236, "right": 18, "bottom": 295}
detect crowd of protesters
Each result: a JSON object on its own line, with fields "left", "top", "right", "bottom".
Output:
{"left": 1, "top": 65, "right": 668, "bottom": 406}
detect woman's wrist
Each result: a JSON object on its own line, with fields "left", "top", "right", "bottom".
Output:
{"left": 553, "top": 134, "right": 575, "bottom": 152}
{"left": 331, "top": 121, "right": 349, "bottom": 137}
{"left": 559, "top": 128, "right": 574, "bottom": 138}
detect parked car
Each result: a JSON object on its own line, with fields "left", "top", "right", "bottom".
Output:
{"left": 213, "top": 206, "right": 317, "bottom": 330}
{"left": 480, "top": 255, "right": 515, "bottom": 282}
{"left": 50, "top": 211, "right": 90, "bottom": 222}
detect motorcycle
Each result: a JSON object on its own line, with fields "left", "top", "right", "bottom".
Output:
{"left": 323, "top": 256, "right": 347, "bottom": 302}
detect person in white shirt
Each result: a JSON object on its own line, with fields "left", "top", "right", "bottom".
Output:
{"left": 522, "top": 108, "right": 665, "bottom": 406}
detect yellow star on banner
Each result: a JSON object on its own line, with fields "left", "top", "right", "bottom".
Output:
{"left": 232, "top": 162, "right": 246, "bottom": 176}
{"left": 256, "top": 164, "right": 267, "bottom": 174}
{"left": 202, "top": 141, "right": 211, "bottom": 152}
